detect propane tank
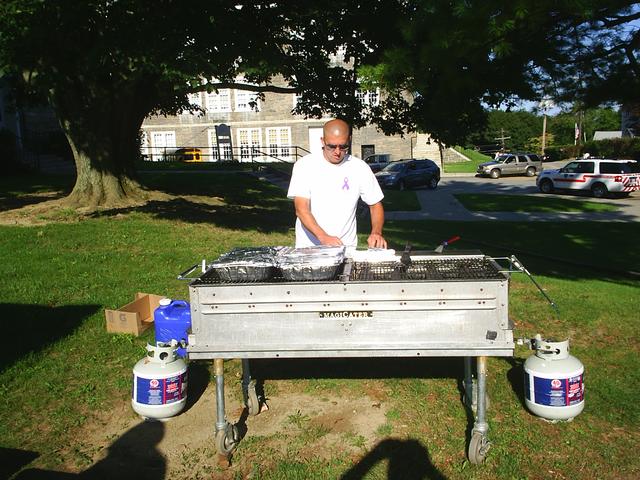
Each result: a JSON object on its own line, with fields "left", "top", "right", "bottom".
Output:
{"left": 523, "top": 334, "right": 584, "bottom": 422}
{"left": 154, "top": 299, "right": 191, "bottom": 358}
{"left": 132, "top": 341, "right": 188, "bottom": 420}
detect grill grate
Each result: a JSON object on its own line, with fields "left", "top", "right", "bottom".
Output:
{"left": 349, "top": 258, "right": 505, "bottom": 281}
{"left": 191, "top": 257, "right": 505, "bottom": 285}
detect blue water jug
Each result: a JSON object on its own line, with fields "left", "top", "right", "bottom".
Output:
{"left": 154, "top": 299, "right": 191, "bottom": 358}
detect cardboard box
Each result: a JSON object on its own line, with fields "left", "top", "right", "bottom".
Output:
{"left": 105, "top": 292, "right": 165, "bottom": 336}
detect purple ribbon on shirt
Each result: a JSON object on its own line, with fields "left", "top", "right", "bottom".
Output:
{"left": 342, "top": 177, "right": 350, "bottom": 190}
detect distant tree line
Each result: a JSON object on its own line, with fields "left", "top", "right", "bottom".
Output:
{"left": 466, "top": 108, "right": 621, "bottom": 154}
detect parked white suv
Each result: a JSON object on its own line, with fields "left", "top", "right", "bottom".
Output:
{"left": 537, "top": 158, "right": 640, "bottom": 198}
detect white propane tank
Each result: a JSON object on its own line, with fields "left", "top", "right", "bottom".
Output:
{"left": 132, "top": 341, "right": 188, "bottom": 420}
{"left": 524, "top": 334, "right": 584, "bottom": 422}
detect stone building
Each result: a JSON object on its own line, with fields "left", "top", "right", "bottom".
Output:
{"left": 141, "top": 85, "right": 445, "bottom": 163}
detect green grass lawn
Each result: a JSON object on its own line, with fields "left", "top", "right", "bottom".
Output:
{"left": 454, "top": 193, "right": 619, "bottom": 213}
{"left": 445, "top": 147, "right": 493, "bottom": 173}
{"left": 381, "top": 189, "right": 421, "bottom": 211}
{"left": 1, "top": 173, "right": 639, "bottom": 479}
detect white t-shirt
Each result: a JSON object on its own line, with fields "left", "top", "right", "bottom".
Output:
{"left": 287, "top": 153, "right": 384, "bottom": 247}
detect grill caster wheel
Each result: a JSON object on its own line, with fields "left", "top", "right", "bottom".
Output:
{"left": 216, "top": 423, "right": 239, "bottom": 456}
{"left": 468, "top": 432, "right": 490, "bottom": 464}
{"left": 246, "top": 380, "right": 260, "bottom": 416}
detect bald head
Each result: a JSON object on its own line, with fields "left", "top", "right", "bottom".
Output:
{"left": 323, "top": 119, "right": 350, "bottom": 138}
{"left": 321, "top": 119, "right": 351, "bottom": 164}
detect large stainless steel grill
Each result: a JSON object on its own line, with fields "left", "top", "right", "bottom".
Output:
{"left": 183, "top": 251, "right": 517, "bottom": 464}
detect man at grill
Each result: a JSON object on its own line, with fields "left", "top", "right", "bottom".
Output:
{"left": 287, "top": 119, "right": 387, "bottom": 249}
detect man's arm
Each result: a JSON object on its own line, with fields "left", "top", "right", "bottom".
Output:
{"left": 293, "top": 197, "right": 343, "bottom": 246}
{"left": 367, "top": 202, "right": 387, "bottom": 248}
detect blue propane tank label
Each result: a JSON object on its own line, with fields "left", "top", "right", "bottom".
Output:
{"left": 525, "top": 372, "right": 584, "bottom": 407}
{"left": 134, "top": 372, "right": 187, "bottom": 405}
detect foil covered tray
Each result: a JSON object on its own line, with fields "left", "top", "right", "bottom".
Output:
{"left": 277, "top": 245, "right": 346, "bottom": 281}
{"left": 208, "top": 246, "right": 284, "bottom": 282}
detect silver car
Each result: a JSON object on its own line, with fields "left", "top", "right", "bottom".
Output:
{"left": 477, "top": 153, "right": 542, "bottom": 178}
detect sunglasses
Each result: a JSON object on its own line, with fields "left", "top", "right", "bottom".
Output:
{"left": 324, "top": 143, "right": 350, "bottom": 151}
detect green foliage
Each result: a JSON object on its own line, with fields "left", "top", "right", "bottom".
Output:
{"left": 548, "top": 108, "right": 621, "bottom": 145}
{"left": 545, "top": 137, "right": 640, "bottom": 161}
{"left": 468, "top": 110, "right": 541, "bottom": 151}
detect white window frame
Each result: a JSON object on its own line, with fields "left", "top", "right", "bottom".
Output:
{"left": 140, "top": 131, "right": 149, "bottom": 159}
{"left": 150, "top": 131, "right": 176, "bottom": 161}
{"left": 206, "top": 89, "right": 232, "bottom": 113}
{"left": 356, "top": 88, "right": 380, "bottom": 107}
{"left": 293, "top": 93, "right": 303, "bottom": 108}
{"left": 235, "top": 89, "right": 260, "bottom": 112}
{"left": 237, "top": 128, "right": 262, "bottom": 162}
{"left": 265, "top": 127, "right": 292, "bottom": 162}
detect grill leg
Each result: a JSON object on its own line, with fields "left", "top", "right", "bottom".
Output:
{"left": 468, "top": 355, "right": 490, "bottom": 464}
{"left": 474, "top": 356, "right": 488, "bottom": 435}
{"left": 214, "top": 359, "right": 227, "bottom": 433}
{"left": 463, "top": 357, "right": 473, "bottom": 409}
{"left": 214, "top": 358, "right": 239, "bottom": 456}
{"left": 242, "top": 359, "right": 260, "bottom": 416}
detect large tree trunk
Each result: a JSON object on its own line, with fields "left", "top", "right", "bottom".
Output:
{"left": 63, "top": 128, "right": 146, "bottom": 208}
{"left": 51, "top": 85, "right": 151, "bottom": 209}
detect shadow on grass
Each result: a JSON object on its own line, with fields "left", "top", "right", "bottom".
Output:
{"left": 382, "top": 220, "right": 640, "bottom": 285}
{"left": 14, "top": 421, "right": 165, "bottom": 479}
{"left": 90, "top": 198, "right": 293, "bottom": 233}
{"left": 138, "top": 171, "right": 289, "bottom": 209}
{"left": 340, "top": 438, "right": 446, "bottom": 480}
{"left": 0, "top": 447, "right": 39, "bottom": 480}
{"left": 0, "top": 191, "right": 70, "bottom": 212}
{"left": 0, "top": 303, "right": 101, "bottom": 371}
{"left": 0, "top": 174, "right": 74, "bottom": 212}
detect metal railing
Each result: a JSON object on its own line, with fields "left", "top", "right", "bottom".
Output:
{"left": 141, "top": 145, "right": 310, "bottom": 164}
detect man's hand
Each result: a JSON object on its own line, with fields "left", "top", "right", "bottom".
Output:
{"left": 318, "top": 233, "right": 343, "bottom": 246}
{"left": 367, "top": 232, "right": 387, "bottom": 249}
{"left": 368, "top": 202, "right": 387, "bottom": 249}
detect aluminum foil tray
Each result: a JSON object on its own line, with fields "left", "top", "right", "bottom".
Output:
{"left": 208, "top": 262, "right": 276, "bottom": 282}
{"left": 279, "top": 261, "right": 342, "bottom": 281}
{"left": 277, "top": 245, "right": 345, "bottom": 281}
{"left": 208, "top": 246, "right": 285, "bottom": 282}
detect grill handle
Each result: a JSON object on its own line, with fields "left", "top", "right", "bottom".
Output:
{"left": 506, "top": 255, "right": 558, "bottom": 311}
{"left": 177, "top": 261, "right": 205, "bottom": 281}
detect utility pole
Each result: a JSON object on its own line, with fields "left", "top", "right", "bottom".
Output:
{"left": 493, "top": 129, "right": 511, "bottom": 152}
{"left": 539, "top": 97, "right": 554, "bottom": 156}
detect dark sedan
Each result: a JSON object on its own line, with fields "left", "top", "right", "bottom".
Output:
{"left": 375, "top": 159, "right": 440, "bottom": 190}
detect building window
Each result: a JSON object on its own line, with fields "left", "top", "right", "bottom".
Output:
{"left": 266, "top": 127, "right": 292, "bottom": 161}
{"left": 150, "top": 131, "right": 176, "bottom": 161}
{"left": 237, "top": 128, "right": 262, "bottom": 161}
{"left": 180, "top": 93, "right": 203, "bottom": 115}
{"left": 293, "top": 93, "right": 302, "bottom": 108}
{"left": 235, "top": 90, "right": 260, "bottom": 112}
{"left": 356, "top": 88, "right": 380, "bottom": 107}
{"left": 206, "top": 89, "right": 231, "bottom": 113}
{"left": 140, "top": 131, "right": 149, "bottom": 159}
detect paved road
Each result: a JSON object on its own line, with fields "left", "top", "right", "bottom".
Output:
{"left": 385, "top": 172, "right": 640, "bottom": 222}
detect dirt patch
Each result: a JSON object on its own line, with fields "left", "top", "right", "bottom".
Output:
{"left": 62, "top": 380, "right": 388, "bottom": 478}
{"left": 0, "top": 190, "right": 224, "bottom": 226}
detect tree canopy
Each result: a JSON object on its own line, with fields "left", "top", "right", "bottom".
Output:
{"left": 358, "top": 0, "right": 639, "bottom": 145}
{"left": 0, "top": 0, "right": 637, "bottom": 207}
{"left": 0, "top": 1, "right": 405, "bottom": 206}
